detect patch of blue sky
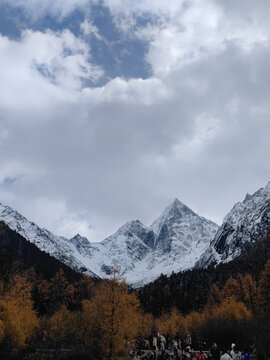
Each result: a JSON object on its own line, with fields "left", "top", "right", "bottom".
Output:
{"left": 0, "top": 4, "right": 23, "bottom": 39}
{"left": 0, "top": 3, "right": 85, "bottom": 38}
{"left": 0, "top": 2, "right": 152, "bottom": 84}
{"left": 2, "top": 176, "right": 21, "bottom": 187}
{"left": 84, "top": 4, "right": 152, "bottom": 82}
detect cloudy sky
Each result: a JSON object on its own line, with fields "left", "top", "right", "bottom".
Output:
{"left": 1, "top": 0, "right": 270, "bottom": 241}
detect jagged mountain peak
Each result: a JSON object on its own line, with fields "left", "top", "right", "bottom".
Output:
{"left": 0, "top": 197, "right": 218, "bottom": 286}
{"left": 120, "top": 219, "right": 146, "bottom": 232}
{"left": 171, "top": 197, "right": 193, "bottom": 210}
{"left": 244, "top": 193, "right": 252, "bottom": 203}
{"left": 102, "top": 219, "right": 149, "bottom": 244}
{"left": 101, "top": 219, "right": 156, "bottom": 257}
{"left": 223, "top": 181, "right": 270, "bottom": 225}
{"left": 166, "top": 197, "right": 195, "bottom": 213}
{"left": 197, "top": 180, "right": 270, "bottom": 268}
{"left": 150, "top": 198, "right": 204, "bottom": 236}
{"left": 70, "top": 233, "right": 88, "bottom": 241}
{"left": 69, "top": 233, "right": 91, "bottom": 247}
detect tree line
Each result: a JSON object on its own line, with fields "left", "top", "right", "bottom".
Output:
{"left": 1, "top": 260, "right": 270, "bottom": 359}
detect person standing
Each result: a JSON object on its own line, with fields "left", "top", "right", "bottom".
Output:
{"left": 220, "top": 350, "right": 232, "bottom": 360}
{"left": 159, "top": 334, "right": 166, "bottom": 354}
{"left": 243, "top": 350, "right": 251, "bottom": 360}
{"left": 210, "top": 343, "right": 220, "bottom": 360}
{"left": 198, "top": 349, "right": 208, "bottom": 360}
{"left": 186, "top": 335, "right": 192, "bottom": 347}
{"left": 234, "top": 346, "right": 242, "bottom": 360}
{"left": 174, "top": 337, "right": 179, "bottom": 358}
{"left": 153, "top": 335, "right": 158, "bottom": 350}
{"left": 230, "top": 344, "right": 236, "bottom": 360}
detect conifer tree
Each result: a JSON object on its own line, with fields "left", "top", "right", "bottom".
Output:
{"left": 83, "top": 273, "right": 140, "bottom": 359}
{"left": 207, "top": 284, "right": 221, "bottom": 307}
{"left": 139, "top": 311, "right": 154, "bottom": 338}
{"left": 237, "top": 274, "right": 257, "bottom": 311}
{"left": 0, "top": 274, "right": 38, "bottom": 348}
{"left": 258, "top": 260, "right": 270, "bottom": 311}
{"left": 49, "top": 305, "right": 80, "bottom": 344}
{"left": 221, "top": 277, "right": 241, "bottom": 301}
{"left": 49, "top": 269, "right": 74, "bottom": 313}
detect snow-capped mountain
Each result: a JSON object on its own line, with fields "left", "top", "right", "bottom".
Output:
{"left": 196, "top": 181, "right": 270, "bottom": 268}
{"left": 150, "top": 199, "right": 218, "bottom": 256}
{"left": 0, "top": 203, "right": 97, "bottom": 277}
{"left": 94, "top": 200, "right": 218, "bottom": 285}
{"left": 0, "top": 199, "right": 218, "bottom": 286}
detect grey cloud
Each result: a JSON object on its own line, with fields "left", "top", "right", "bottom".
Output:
{"left": 2, "top": 3, "right": 270, "bottom": 241}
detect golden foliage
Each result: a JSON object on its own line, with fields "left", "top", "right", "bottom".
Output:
{"left": 183, "top": 311, "right": 204, "bottom": 335}
{"left": 155, "top": 307, "right": 185, "bottom": 336}
{"left": 138, "top": 311, "right": 154, "bottom": 337}
{"left": 211, "top": 298, "right": 252, "bottom": 323}
{"left": 221, "top": 277, "right": 241, "bottom": 301}
{"left": 83, "top": 278, "right": 141, "bottom": 358}
{"left": 0, "top": 274, "right": 38, "bottom": 348}
{"left": 154, "top": 288, "right": 252, "bottom": 339}
{"left": 237, "top": 274, "right": 257, "bottom": 310}
{"left": 49, "top": 305, "right": 79, "bottom": 341}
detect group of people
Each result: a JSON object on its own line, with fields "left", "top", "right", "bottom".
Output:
{"left": 130, "top": 333, "right": 195, "bottom": 360}
{"left": 218, "top": 343, "right": 257, "bottom": 360}
{"left": 132, "top": 333, "right": 192, "bottom": 357}
{"left": 130, "top": 335, "right": 257, "bottom": 360}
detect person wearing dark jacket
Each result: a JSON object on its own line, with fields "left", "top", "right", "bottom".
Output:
{"left": 210, "top": 343, "right": 220, "bottom": 360}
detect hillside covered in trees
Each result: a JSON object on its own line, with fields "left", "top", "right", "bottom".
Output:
{"left": 1, "top": 223, "right": 270, "bottom": 359}
{"left": 1, "top": 256, "right": 270, "bottom": 359}
{"left": 138, "top": 231, "right": 270, "bottom": 315}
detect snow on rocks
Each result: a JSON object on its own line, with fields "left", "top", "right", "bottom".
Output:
{"left": 196, "top": 181, "right": 270, "bottom": 268}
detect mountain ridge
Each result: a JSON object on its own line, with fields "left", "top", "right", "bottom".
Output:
{"left": 2, "top": 181, "right": 270, "bottom": 287}
{"left": 0, "top": 198, "right": 218, "bottom": 286}
{"left": 196, "top": 181, "right": 270, "bottom": 268}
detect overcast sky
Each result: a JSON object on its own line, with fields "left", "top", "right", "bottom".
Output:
{"left": 1, "top": 0, "right": 270, "bottom": 241}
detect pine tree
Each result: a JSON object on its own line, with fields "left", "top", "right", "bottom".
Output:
{"left": 49, "top": 269, "right": 74, "bottom": 313}
{"left": 258, "top": 260, "right": 270, "bottom": 311}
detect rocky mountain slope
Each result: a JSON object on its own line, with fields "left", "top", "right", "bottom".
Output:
{"left": 3, "top": 180, "right": 269, "bottom": 287}
{"left": 0, "top": 203, "right": 97, "bottom": 277}
{"left": 139, "top": 226, "right": 270, "bottom": 316}
{"left": 0, "top": 221, "right": 82, "bottom": 282}
{"left": 0, "top": 199, "right": 218, "bottom": 286}
{"left": 197, "top": 181, "right": 270, "bottom": 268}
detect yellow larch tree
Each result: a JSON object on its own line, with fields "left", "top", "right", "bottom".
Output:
{"left": 221, "top": 277, "right": 241, "bottom": 302}
{"left": 0, "top": 274, "right": 38, "bottom": 348}
{"left": 83, "top": 277, "right": 141, "bottom": 359}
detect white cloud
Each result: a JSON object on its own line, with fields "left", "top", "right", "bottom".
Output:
{"left": 80, "top": 20, "right": 104, "bottom": 41}
{"left": 0, "top": 29, "right": 103, "bottom": 115}
{"left": 172, "top": 114, "right": 220, "bottom": 163}
{"left": 23, "top": 197, "right": 94, "bottom": 239}
{"left": 83, "top": 77, "right": 171, "bottom": 105}
{"left": 2, "top": 1, "right": 270, "bottom": 241}
{"left": 104, "top": 0, "right": 270, "bottom": 76}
